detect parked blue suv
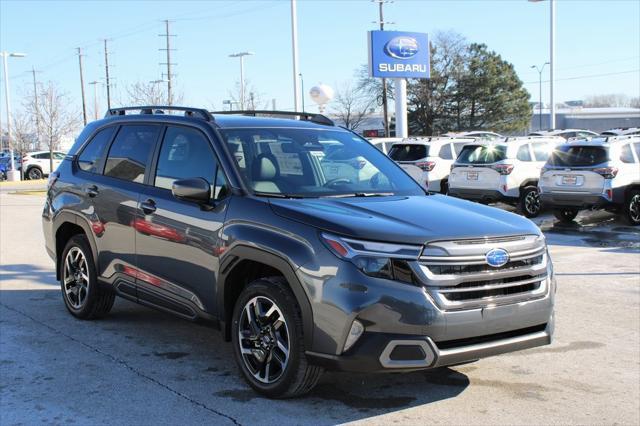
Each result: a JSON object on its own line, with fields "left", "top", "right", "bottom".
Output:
{"left": 42, "top": 107, "right": 555, "bottom": 398}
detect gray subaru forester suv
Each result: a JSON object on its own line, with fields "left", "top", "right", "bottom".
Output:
{"left": 42, "top": 107, "right": 555, "bottom": 398}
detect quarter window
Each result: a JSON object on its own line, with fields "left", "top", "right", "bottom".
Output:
{"left": 516, "top": 145, "right": 532, "bottom": 161}
{"left": 78, "top": 127, "right": 116, "bottom": 173}
{"left": 104, "top": 125, "right": 159, "bottom": 183}
{"left": 532, "top": 142, "right": 551, "bottom": 162}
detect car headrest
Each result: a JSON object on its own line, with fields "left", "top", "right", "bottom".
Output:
{"left": 252, "top": 154, "right": 279, "bottom": 181}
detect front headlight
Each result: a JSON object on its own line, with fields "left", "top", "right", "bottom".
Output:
{"left": 320, "top": 233, "right": 422, "bottom": 283}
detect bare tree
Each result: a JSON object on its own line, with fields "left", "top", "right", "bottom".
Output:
{"left": 228, "top": 80, "right": 262, "bottom": 110}
{"left": 27, "top": 81, "right": 81, "bottom": 172}
{"left": 331, "top": 81, "right": 377, "bottom": 131}
{"left": 125, "top": 81, "right": 183, "bottom": 106}
{"left": 12, "top": 111, "right": 37, "bottom": 155}
{"left": 584, "top": 94, "right": 632, "bottom": 108}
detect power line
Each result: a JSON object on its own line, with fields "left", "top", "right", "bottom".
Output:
{"left": 523, "top": 69, "right": 640, "bottom": 85}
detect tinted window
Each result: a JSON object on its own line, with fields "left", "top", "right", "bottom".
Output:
{"left": 34, "top": 153, "right": 49, "bottom": 159}
{"left": 78, "top": 127, "right": 116, "bottom": 173}
{"left": 549, "top": 145, "right": 609, "bottom": 167}
{"left": 155, "top": 126, "right": 216, "bottom": 190}
{"left": 532, "top": 142, "right": 552, "bottom": 162}
{"left": 453, "top": 142, "right": 470, "bottom": 156}
{"left": 438, "top": 144, "right": 453, "bottom": 160}
{"left": 620, "top": 144, "right": 635, "bottom": 163}
{"left": 104, "top": 125, "right": 159, "bottom": 183}
{"left": 457, "top": 145, "right": 507, "bottom": 164}
{"left": 516, "top": 145, "right": 532, "bottom": 161}
{"left": 634, "top": 143, "right": 640, "bottom": 160}
{"left": 388, "top": 144, "right": 429, "bottom": 161}
{"left": 53, "top": 152, "right": 66, "bottom": 160}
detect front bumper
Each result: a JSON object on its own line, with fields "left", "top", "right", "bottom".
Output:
{"left": 307, "top": 318, "right": 553, "bottom": 372}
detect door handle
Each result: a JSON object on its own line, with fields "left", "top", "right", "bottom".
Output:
{"left": 85, "top": 185, "right": 99, "bottom": 198}
{"left": 140, "top": 199, "right": 156, "bottom": 214}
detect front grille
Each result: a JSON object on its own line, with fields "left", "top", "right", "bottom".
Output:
{"left": 426, "top": 255, "right": 543, "bottom": 275}
{"left": 413, "top": 235, "right": 549, "bottom": 310}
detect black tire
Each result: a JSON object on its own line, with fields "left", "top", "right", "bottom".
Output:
{"left": 60, "top": 234, "right": 115, "bottom": 319}
{"left": 440, "top": 179, "right": 449, "bottom": 195}
{"left": 231, "top": 277, "right": 323, "bottom": 398}
{"left": 623, "top": 190, "right": 640, "bottom": 226}
{"left": 27, "top": 167, "right": 43, "bottom": 180}
{"left": 518, "top": 186, "right": 541, "bottom": 218}
{"left": 553, "top": 208, "right": 579, "bottom": 223}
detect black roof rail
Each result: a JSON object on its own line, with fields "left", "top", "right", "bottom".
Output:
{"left": 211, "top": 110, "right": 334, "bottom": 126}
{"left": 105, "top": 106, "right": 213, "bottom": 121}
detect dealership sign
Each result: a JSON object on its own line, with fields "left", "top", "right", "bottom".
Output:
{"left": 368, "top": 30, "right": 430, "bottom": 79}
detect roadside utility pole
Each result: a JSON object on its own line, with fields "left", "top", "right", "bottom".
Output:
{"left": 77, "top": 48, "right": 87, "bottom": 125}
{"left": 374, "top": 0, "right": 391, "bottom": 137}
{"left": 103, "top": 39, "right": 112, "bottom": 110}
{"left": 159, "top": 20, "right": 176, "bottom": 106}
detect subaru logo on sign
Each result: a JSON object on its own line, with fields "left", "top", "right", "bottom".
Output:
{"left": 485, "top": 248, "right": 509, "bottom": 268}
{"left": 384, "top": 36, "right": 419, "bottom": 59}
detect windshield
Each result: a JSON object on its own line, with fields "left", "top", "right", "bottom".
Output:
{"left": 219, "top": 128, "right": 424, "bottom": 197}
{"left": 388, "top": 144, "right": 429, "bottom": 161}
{"left": 457, "top": 145, "right": 507, "bottom": 164}
{"left": 548, "top": 145, "right": 609, "bottom": 167}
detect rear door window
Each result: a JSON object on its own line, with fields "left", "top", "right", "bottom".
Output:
{"left": 620, "top": 144, "right": 635, "bottom": 163}
{"left": 388, "top": 144, "right": 429, "bottom": 161}
{"left": 104, "top": 125, "right": 160, "bottom": 183}
{"left": 516, "top": 145, "right": 532, "bottom": 161}
{"left": 532, "top": 142, "right": 552, "bottom": 162}
{"left": 438, "top": 144, "right": 453, "bottom": 160}
{"left": 78, "top": 126, "right": 116, "bottom": 173}
{"left": 549, "top": 145, "right": 609, "bottom": 167}
{"left": 457, "top": 145, "right": 507, "bottom": 164}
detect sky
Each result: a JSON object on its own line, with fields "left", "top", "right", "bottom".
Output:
{"left": 1, "top": 0, "right": 639, "bottom": 120}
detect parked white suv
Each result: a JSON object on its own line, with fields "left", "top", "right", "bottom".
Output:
{"left": 601, "top": 127, "right": 640, "bottom": 137}
{"left": 443, "top": 131, "right": 503, "bottom": 140}
{"left": 22, "top": 150, "right": 66, "bottom": 180}
{"left": 388, "top": 137, "right": 475, "bottom": 193}
{"left": 539, "top": 135, "right": 640, "bottom": 225}
{"left": 529, "top": 129, "right": 598, "bottom": 141}
{"left": 448, "top": 136, "right": 564, "bottom": 217}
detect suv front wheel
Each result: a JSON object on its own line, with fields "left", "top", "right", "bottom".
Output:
{"left": 60, "top": 234, "right": 115, "bottom": 319}
{"left": 519, "top": 186, "right": 541, "bottom": 218}
{"left": 624, "top": 190, "right": 640, "bottom": 226}
{"left": 27, "top": 166, "right": 43, "bottom": 180}
{"left": 231, "top": 277, "right": 323, "bottom": 398}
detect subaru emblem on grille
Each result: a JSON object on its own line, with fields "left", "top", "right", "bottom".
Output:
{"left": 485, "top": 248, "right": 509, "bottom": 267}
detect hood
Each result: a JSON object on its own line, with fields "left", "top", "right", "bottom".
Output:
{"left": 269, "top": 195, "right": 541, "bottom": 245}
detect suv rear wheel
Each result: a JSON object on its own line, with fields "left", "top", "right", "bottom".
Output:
{"left": 623, "top": 190, "right": 640, "bottom": 226}
{"left": 60, "top": 234, "right": 115, "bottom": 319}
{"left": 27, "top": 166, "right": 43, "bottom": 180}
{"left": 231, "top": 277, "right": 322, "bottom": 398}
{"left": 519, "top": 186, "right": 541, "bottom": 218}
{"left": 553, "top": 208, "right": 579, "bottom": 223}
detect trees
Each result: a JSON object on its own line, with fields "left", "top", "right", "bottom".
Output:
{"left": 332, "top": 81, "right": 377, "bottom": 131}
{"left": 125, "top": 81, "right": 184, "bottom": 106}
{"left": 27, "top": 81, "right": 81, "bottom": 172}
{"left": 584, "top": 94, "right": 638, "bottom": 108}
{"left": 408, "top": 32, "right": 531, "bottom": 135}
{"left": 11, "top": 111, "right": 37, "bottom": 154}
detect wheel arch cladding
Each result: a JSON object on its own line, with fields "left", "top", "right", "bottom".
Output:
{"left": 54, "top": 213, "right": 98, "bottom": 280}
{"left": 218, "top": 245, "right": 314, "bottom": 348}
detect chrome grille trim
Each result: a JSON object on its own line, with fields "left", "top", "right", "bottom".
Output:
{"left": 412, "top": 234, "right": 550, "bottom": 311}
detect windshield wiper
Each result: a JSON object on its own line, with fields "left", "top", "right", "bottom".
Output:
{"left": 253, "top": 191, "right": 307, "bottom": 199}
{"left": 323, "top": 192, "right": 394, "bottom": 198}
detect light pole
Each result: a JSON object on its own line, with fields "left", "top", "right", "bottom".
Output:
{"left": 290, "top": 0, "right": 301, "bottom": 112}
{"left": 529, "top": 0, "right": 556, "bottom": 129}
{"left": 298, "top": 73, "right": 305, "bottom": 111}
{"left": 229, "top": 52, "right": 254, "bottom": 110}
{"left": 531, "top": 62, "right": 549, "bottom": 130}
{"left": 1, "top": 51, "right": 27, "bottom": 181}
{"left": 88, "top": 81, "right": 100, "bottom": 120}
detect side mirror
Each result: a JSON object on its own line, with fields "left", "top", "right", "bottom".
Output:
{"left": 172, "top": 178, "right": 211, "bottom": 204}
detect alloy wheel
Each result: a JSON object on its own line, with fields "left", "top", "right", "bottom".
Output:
{"left": 28, "top": 168, "right": 42, "bottom": 180}
{"left": 238, "top": 296, "right": 290, "bottom": 384}
{"left": 630, "top": 194, "right": 640, "bottom": 224}
{"left": 524, "top": 190, "right": 540, "bottom": 215}
{"left": 63, "top": 247, "right": 89, "bottom": 309}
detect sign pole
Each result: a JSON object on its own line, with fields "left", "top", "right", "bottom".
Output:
{"left": 394, "top": 78, "right": 408, "bottom": 138}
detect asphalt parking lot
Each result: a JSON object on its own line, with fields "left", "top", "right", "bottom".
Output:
{"left": 1, "top": 189, "right": 639, "bottom": 425}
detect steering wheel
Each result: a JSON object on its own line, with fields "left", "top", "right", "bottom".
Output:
{"left": 324, "top": 177, "right": 352, "bottom": 187}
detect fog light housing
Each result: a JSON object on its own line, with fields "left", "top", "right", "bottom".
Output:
{"left": 343, "top": 320, "right": 364, "bottom": 353}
